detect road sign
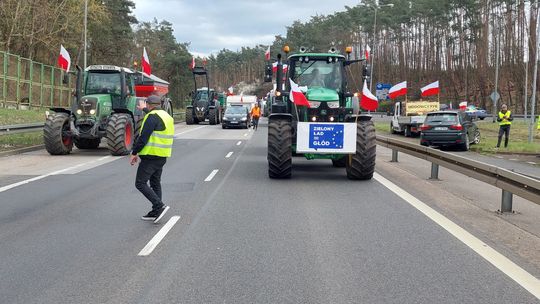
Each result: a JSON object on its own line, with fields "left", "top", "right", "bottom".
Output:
{"left": 376, "top": 83, "right": 392, "bottom": 100}
{"left": 490, "top": 91, "right": 500, "bottom": 103}
{"left": 296, "top": 122, "right": 356, "bottom": 153}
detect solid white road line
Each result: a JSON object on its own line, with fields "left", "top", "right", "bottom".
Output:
{"left": 225, "top": 152, "right": 234, "bottom": 158}
{"left": 138, "top": 215, "right": 181, "bottom": 256}
{"left": 174, "top": 125, "right": 207, "bottom": 137}
{"left": 0, "top": 156, "right": 112, "bottom": 193}
{"left": 243, "top": 133, "right": 248, "bottom": 137}
{"left": 236, "top": 141, "right": 242, "bottom": 146}
{"left": 527, "top": 162, "right": 537, "bottom": 165}
{"left": 204, "top": 169, "right": 219, "bottom": 182}
{"left": 373, "top": 172, "right": 540, "bottom": 300}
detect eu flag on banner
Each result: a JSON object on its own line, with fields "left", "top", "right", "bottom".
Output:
{"left": 309, "top": 124, "right": 344, "bottom": 150}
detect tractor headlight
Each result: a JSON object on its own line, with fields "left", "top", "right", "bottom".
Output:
{"left": 76, "top": 109, "right": 83, "bottom": 115}
{"left": 89, "top": 109, "right": 96, "bottom": 115}
{"left": 327, "top": 101, "right": 339, "bottom": 108}
{"left": 311, "top": 116, "right": 317, "bottom": 122}
{"left": 329, "top": 116, "right": 335, "bottom": 122}
{"left": 308, "top": 101, "right": 321, "bottom": 108}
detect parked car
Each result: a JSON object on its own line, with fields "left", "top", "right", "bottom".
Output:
{"left": 420, "top": 111, "right": 480, "bottom": 151}
{"left": 222, "top": 105, "right": 250, "bottom": 129}
{"left": 465, "top": 105, "right": 489, "bottom": 120}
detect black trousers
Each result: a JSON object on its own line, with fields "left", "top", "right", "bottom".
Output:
{"left": 497, "top": 125, "right": 511, "bottom": 148}
{"left": 135, "top": 157, "right": 167, "bottom": 210}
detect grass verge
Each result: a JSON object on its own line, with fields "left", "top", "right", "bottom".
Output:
{"left": 0, "top": 131, "right": 43, "bottom": 152}
{"left": 0, "top": 108, "right": 46, "bottom": 125}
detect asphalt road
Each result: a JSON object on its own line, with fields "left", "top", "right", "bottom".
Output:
{"left": 0, "top": 120, "right": 538, "bottom": 303}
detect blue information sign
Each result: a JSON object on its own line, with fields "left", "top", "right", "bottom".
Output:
{"left": 309, "top": 124, "right": 344, "bottom": 150}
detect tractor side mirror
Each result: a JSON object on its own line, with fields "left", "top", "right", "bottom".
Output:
{"left": 264, "top": 63, "right": 273, "bottom": 82}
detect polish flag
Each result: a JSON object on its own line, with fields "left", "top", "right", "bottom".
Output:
{"left": 190, "top": 57, "right": 195, "bottom": 70}
{"left": 289, "top": 78, "right": 310, "bottom": 107}
{"left": 265, "top": 46, "right": 271, "bottom": 61}
{"left": 420, "top": 81, "right": 439, "bottom": 97}
{"left": 227, "top": 86, "right": 234, "bottom": 95}
{"left": 141, "top": 47, "right": 151, "bottom": 76}
{"left": 388, "top": 81, "right": 407, "bottom": 99}
{"left": 272, "top": 62, "right": 288, "bottom": 73}
{"left": 58, "top": 45, "right": 71, "bottom": 72}
{"left": 202, "top": 57, "right": 207, "bottom": 66}
{"left": 365, "top": 45, "right": 371, "bottom": 60}
{"left": 360, "top": 80, "right": 378, "bottom": 111}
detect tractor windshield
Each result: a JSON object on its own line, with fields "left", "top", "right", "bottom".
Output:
{"left": 195, "top": 90, "right": 209, "bottom": 101}
{"left": 292, "top": 59, "right": 343, "bottom": 91}
{"left": 85, "top": 71, "right": 122, "bottom": 96}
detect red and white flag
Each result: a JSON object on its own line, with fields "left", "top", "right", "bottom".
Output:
{"left": 265, "top": 46, "right": 271, "bottom": 61}
{"left": 365, "top": 45, "right": 371, "bottom": 60}
{"left": 227, "top": 86, "right": 234, "bottom": 95}
{"left": 360, "top": 80, "right": 378, "bottom": 111}
{"left": 190, "top": 57, "right": 195, "bottom": 70}
{"left": 289, "top": 78, "right": 310, "bottom": 108}
{"left": 272, "top": 62, "right": 288, "bottom": 73}
{"left": 202, "top": 57, "right": 207, "bottom": 66}
{"left": 141, "top": 47, "right": 151, "bottom": 76}
{"left": 420, "top": 81, "right": 439, "bottom": 97}
{"left": 388, "top": 81, "right": 407, "bottom": 99}
{"left": 58, "top": 45, "right": 71, "bottom": 72}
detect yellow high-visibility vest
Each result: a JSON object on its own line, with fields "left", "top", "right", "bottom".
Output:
{"left": 139, "top": 109, "right": 174, "bottom": 157}
{"left": 498, "top": 111, "right": 512, "bottom": 126}
{"left": 537, "top": 115, "right": 540, "bottom": 130}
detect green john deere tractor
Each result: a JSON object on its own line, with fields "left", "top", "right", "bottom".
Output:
{"left": 264, "top": 46, "right": 375, "bottom": 180}
{"left": 44, "top": 65, "right": 144, "bottom": 156}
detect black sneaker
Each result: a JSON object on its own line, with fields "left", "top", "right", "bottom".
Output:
{"left": 141, "top": 210, "right": 159, "bottom": 221}
{"left": 153, "top": 205, "right": 170, "bottom": 224}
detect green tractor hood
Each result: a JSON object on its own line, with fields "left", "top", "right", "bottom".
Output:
{"left": 305, "top": 87, "right": 338, "bottom": 102}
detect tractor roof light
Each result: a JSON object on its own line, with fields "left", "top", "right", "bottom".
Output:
{"left": 275, "top": 91, "right": 281, "bottom": 97}
{"left": 345, "top": 46, "right": 353, "bottom": 54}
{"left": 283, "top": 45, "right": 290, "bottom": 54}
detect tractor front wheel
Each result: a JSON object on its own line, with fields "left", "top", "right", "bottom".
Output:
{"left": 106, "top": 113, "right": 134, "bottom": 156}
{"left": 185, "top": 108, "right": 197, "bottom": 125}
{"left": 268, "top": 118, "right": 292, "bottom": 178}
{"left": 43, "top": 112, "right": 73, "bottom": 155}
{"left": 346, "top": 120, "right": 376, "bottom": 180}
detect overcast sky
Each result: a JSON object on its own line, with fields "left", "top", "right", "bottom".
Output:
{"left": 133, "top": 0, "right": 359, "bottom": 57}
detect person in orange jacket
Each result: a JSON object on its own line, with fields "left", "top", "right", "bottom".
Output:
{"left": 250, "top": 103, "right": 261, "bottom": 130}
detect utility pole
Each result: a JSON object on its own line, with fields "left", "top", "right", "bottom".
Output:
{"left": 524, "top": 60, "right": 528, "bottom": 120}
{"left": 84, "top": 0, "right": 88, "bottom": 69}
{"left": 493, "top": 19, "right": 501, "bottom": 123}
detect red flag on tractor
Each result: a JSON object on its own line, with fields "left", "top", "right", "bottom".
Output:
{"left": 141, "top": 47, "right": 151, "bottom": 76}
{"left": 58, "top": 45, "right": 71, "bottom": 72}
{"left": 289, "top": 79, "right": 310, "bottom": 108}
{"left": 265, "top": 46, "right": 271, "bottom": 61}
{"left": 360, "top": 80, "right": 378, "bottom": 111}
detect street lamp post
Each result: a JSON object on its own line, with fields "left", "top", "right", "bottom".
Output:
{"left": 84, "top": 0, "right": 88, "bottom": 69}
{"left": 369, "top": 3, "right": 394, "bottom": 91}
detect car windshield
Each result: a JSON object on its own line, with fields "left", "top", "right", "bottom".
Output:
{"left": 226, "top": 106, "right": 246, "bottom": 115}
{"left": 85, "top": 72, "right": 122, "bottom": 95}
{"left": 426, "top": 113, "right": 457, "bottom": 124}
{"left": 293, "top": 58, "right": 342, "bottom": 90}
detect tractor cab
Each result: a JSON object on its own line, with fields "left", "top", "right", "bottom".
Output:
{"left": 186, "top": 66, "right": 221, "bottom": 125}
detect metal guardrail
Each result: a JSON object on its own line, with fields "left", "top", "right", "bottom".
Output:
{"left": 376, "top": 135, "right": 540, "bottom": 212}
{"left": 0, "top": 122, "right": 44, "bottom": 135}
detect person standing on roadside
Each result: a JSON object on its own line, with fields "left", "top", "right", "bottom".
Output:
{"left": 130, "top": 95, "right": 174, "bottom": 223}
{"left": 496, "top": 103, "right": 513, "bottom": 149}
{"left": 250, "top": 103, "right": 261, "bottom": 130}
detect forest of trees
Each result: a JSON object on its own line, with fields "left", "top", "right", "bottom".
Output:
{"left": 1, "top": 0, "right": 540, "bottom": 114}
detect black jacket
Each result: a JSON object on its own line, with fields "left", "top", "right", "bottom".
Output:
{"left": 132, "top": 108, "right": 166, "bottom": 158}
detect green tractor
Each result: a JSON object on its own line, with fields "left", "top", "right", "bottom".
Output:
{"left": 44, "top": 65, "right": 143, "bottom": 156}
{"left": 186, "top": 66, "right": 221, "bottom": 125}
{"left": 264, "top": 46, "right": 375, "bottom": 180}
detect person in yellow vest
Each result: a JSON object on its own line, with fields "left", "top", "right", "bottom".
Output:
{"left": 250, "top": 103, "right": 261, "bottom": 130}
{"left": 496, "top": 103, "right": 513, "bottom": 149}
{"left": 130, "top": 95, "right": 174, "bottom": 223}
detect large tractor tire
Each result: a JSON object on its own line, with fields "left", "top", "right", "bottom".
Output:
{"left": 209, "top": 108, "right": 217, "bottom": 125}
{"left": 346, "top": 120, "right": 376, "bottom": 180}
{"left": 331, "top": 157, "right": 347, "bottom": 167}
{"left": 43, "top": 112, "right": 73, "bottom": 155}
{"left": 74, "top": 138, "right": 101, "bottom": 149}
{"left": 185, "top": 108, "right": 198, "bottom": 125}
{"left": 162, "top": 98, "right": 174, "bottom": 117}
{"left": 268, "top": 118, "right": 292, "bottom": 178}
{"left": 106, "top": 113, "right": 134, "bottom": 156}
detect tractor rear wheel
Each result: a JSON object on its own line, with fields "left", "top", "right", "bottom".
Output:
{"left": 209, "top": 108, "right": 217, "bottom": 125}
{"left": 268, "top": 118, "right": 292, "bottom": 178}
{"left": 162, "top": 98, "right": 174, "bottom": 117}
{"left": 43, "top": 112, "right": 73, "bottom": 155}
{"left": 74, "top": 138, "right": 101, "bottom": 149}
{"left": 346, "top": 120, "right": 376, "bottom": 180}
{"left": 106, "top": 113, "right": 134, "bottom": 156}
{"left": 332, "top": 157, "right": 346, "bottom": 167}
